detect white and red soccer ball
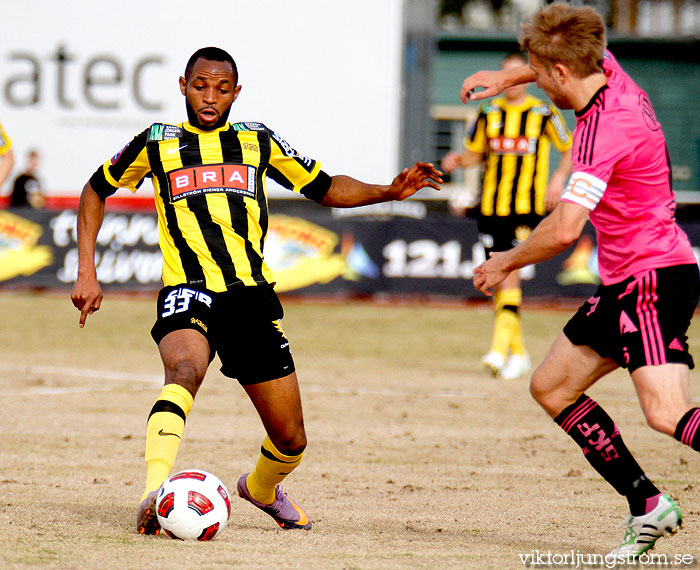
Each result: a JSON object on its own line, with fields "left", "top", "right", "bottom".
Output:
{"left": 156, "top": 469, "right": 231, "bottom": 541}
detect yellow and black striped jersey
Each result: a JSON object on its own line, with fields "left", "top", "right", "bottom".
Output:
{"left": 466, "top": 94, "right": 571, "bottom": 217}
{"left": 90, "top": 121, "right": 330, "bottom": 292}
{"left": 0, "top": 120, "right": 13, "bottom": 155}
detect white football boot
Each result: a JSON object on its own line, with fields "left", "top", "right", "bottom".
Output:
{"left": 481, "top": 351, "right": 505, "bottom": 377}
{"left": 608, "top": 494, "right": 682, "bottom": 558}
{"left": 499, "top": 352, "right": 531, "bottom": 380}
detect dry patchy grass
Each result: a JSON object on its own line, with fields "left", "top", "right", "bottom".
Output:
{"left": 0, "top": 291, "right": 698, "bottom": 569}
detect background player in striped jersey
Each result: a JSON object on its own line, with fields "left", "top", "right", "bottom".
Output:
{"left": 441, "top": 52, "right": 572, "bottom": 380}
{"left": 0, "top": 120, "right": 15, "bottom": 190}
{"left": 467, "top": 3, "right": 700, "bottom": 557}
{"left": 71, "top": 47, "right": 442, "bottom": 535}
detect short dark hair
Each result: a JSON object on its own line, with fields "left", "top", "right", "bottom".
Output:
{"left": 184, "top": 47, "right": 238, "bottom": 83}
{"left": 502, "top": 52, "right": 527, "bottom": 66}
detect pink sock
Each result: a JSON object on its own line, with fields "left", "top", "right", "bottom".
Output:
{"left": 644, "top": 493, "right": 662, "bottom": 514}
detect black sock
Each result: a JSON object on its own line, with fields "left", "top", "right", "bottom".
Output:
{"left": 674, "top": 408, "right": 700, "bottom": 451}
{"left": 554, "top": 395, "right": 660, "bottom": 516}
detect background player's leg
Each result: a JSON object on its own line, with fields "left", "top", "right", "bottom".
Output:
{"left": 137, "top": 329, "right": 210, "bottom": 534}
{"left": 483, "top": 271, "right": 527, "bottom": 379}
{"left": 498, "top": 272, "right": 530, "bottom": 380}
{"left": 237, "top": 372, "right": 311, "bottom": 529}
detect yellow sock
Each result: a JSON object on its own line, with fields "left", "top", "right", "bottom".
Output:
{"left": 489, "top": 290, "right": 512, "bottom": 355}
{"left": 246, "top": 436, "right": 303, "bottom": 505}
{"left": 141, "top": 384, "right": 194, "bottom": 502}
{"left": 499, "top": 288, "right": 525, "bottom": 356}
{"left": 509, "top": 313, "right": 526, "bottom": 356}
{"left": 490, "top": 288, "right": 523, "bottom": 356}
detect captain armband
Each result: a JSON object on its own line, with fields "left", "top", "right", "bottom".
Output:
{"left": 561, "top": 171, "right": 606, "bottom": 210}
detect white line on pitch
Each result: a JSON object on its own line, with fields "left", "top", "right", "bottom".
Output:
{"left": 0, "top": 363, "right": 162, "bottom": 395}
{"left": 0, "top": 364, "right": 486, "bottom": 399}
{"left": 0, "top": 363, "right": 162, "bottom": 383}
{"left": 4, "top": 365, "right": 692, "bottom": 404}
{"left": 305, "top": 384, "right": 487, "bottom": 399}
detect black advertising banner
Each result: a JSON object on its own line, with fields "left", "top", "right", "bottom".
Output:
{"left": 1, "top": 201, "right": 698, "bottom": 300}
{"left": 0, "top": 208, "right": 162, "bottom": 290}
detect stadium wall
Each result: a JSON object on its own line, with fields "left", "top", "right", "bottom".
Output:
{"left": 0, "top": 0, "right": 404, "bottom": 200}
{"left": 431, "top": 35, "right": 700, "bottom": 198}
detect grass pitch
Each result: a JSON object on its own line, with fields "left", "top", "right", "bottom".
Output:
{"left": 0, "top": 291, "right": 698, "bottom": 569}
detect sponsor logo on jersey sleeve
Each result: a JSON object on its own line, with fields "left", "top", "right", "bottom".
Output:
{"left": 550, "top": 112, "right": 571, "bottom": 144}
{"left": 639, "top": 94, "right": 661, "bottom": 132}
{"left": 271, "top": 131, "right": 296, "bottom": 156}
{"left": 111, "top": 143, "right": 130, "bottom": 165}
{"left": 271, "top": 131, "right": 314, "bottom": 166}
{"left": 148, "top": 123, "right": 183, "bottom": 141}
{"left": 466, "top": 119, "right": 478, "bottom": 140}
{"left": 242, "top": 122, "right": 266, "bottom": 131}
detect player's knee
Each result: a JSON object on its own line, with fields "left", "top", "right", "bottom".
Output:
{"left": 270, "top": 425, "right": 307, "bottom": 456}
{"left": 165, "top": 360, "right": 204, "bottom": 397}
{"left": 643, "top": 409, "right": 677, "bottom": 436}
{"left": 529, "top": 368, "right": 570, "bottom": 417}
{"left": 529, "top": 369, "right": 549, "bottom": 406}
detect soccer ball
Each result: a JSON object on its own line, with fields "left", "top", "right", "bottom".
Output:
{"left": 156, "top": 469, "right": 231, "bottom": 541}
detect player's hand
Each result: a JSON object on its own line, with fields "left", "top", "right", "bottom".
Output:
{"left": 460, "top": 70, "right": 510, "bottom": 103}
{"left": 473, "top": 252, "right": 509, "bottom": 296}
{"left": 71, "top": 274, "right": 103, "bottom": 328}
{"left": 388, "top": 162, "right": 443, "bottom": 201}
{"left": 448, "top": 199, "right": 469, "bottom": 218}
{"left": 545, "top": 172, "right": 567, "bottom": 212}
{"left": 441, "top": 152, "right": 461, "bottom": 174}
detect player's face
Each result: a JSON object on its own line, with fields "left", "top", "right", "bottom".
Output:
{"left": 179, "top": 59, "right": 242, "bottom": 129}
{"left": 502, "top": 58, "right": 528, "bottom": 102}
{"left": 528, "top": 53, "right": 572, "bottom": 110}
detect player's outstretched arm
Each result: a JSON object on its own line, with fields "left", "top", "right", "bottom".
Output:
{"left": 71, "top": 182, "right": 106, "bottom": 328}
{"left": 320, "top": 162, "right": 442, "bottom": 208}
{"left": 460, "top": 66, "right": 537, "bottom": 103}
{"left": 441, "top": 149, "right": 482, "bottom": 174}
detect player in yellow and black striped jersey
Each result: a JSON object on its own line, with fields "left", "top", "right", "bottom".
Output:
{"left": 0, "top": 120, "right": 15, "bottom": 190}
{"left": 72, "top": 47, "right": 441, "bottom": 535}
{"left": 442, "top": 52, "right": 572, "bottom": 381}
{"left": 89, "top": 119, "right": 328, "bottom": 291}
{"left": 466, "top": 91, "right": 571, "bottom": 219}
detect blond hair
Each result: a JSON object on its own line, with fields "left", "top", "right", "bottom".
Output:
{"left": 519, "top": 3, "right": 606, "bottom": 78}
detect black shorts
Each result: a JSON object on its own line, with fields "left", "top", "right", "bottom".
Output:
{"left": 151, "top": 284, "right": 295, "bottom": 385}
{"left": 477, "top": 213, "right": 543, "bottom": 257}
{"left": 563, "top": 264, "right": 700, "bottom": 373}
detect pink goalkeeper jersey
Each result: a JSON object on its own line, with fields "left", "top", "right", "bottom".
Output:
{"left": 561, "top": 50, "right": 696, "bottom": 285}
